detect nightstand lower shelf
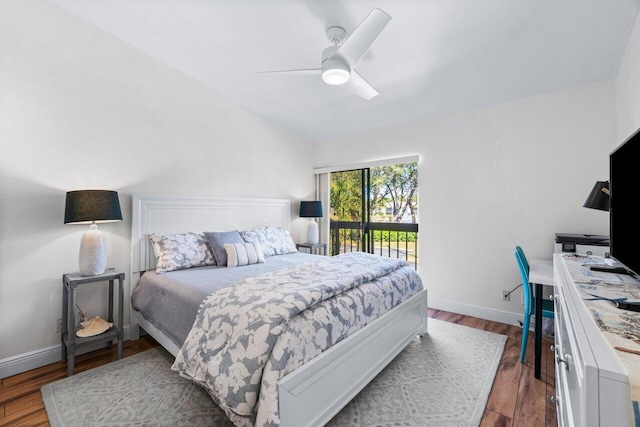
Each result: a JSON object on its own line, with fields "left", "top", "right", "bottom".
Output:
{"left": 62, "top": 326, "right": 119, "bottom": 348}
{"left": 62, "top": 269, "right": 124, "bottom": 376}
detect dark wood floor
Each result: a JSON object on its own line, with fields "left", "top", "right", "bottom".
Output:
{"left": 0, "top": 309, "right": 556, "bottom": 426}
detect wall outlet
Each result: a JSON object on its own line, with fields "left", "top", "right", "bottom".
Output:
{"left": 502, "top": 290, "right": 510, "bottom": 301}
{"left": 56, "top": 318, "right": 62, "bottom": 333}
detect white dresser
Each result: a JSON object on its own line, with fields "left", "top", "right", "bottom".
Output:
{"left": 552, "top": 254, "right": 637, "bottom": 426}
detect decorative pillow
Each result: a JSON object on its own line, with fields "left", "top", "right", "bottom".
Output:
{"left": 224, "top": 242, "right": 266, "bottom": 268}
{"left": 241, "top": 226, "right": 297, "bottom": 257}
{"left": 204, "top": 230, "right": 244, "bottom": 266}
{"left": 149, "top": 232, "right": 216, "bottom": 273}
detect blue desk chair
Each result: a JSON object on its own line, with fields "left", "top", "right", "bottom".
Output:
{"left": 514, "top": 246, "right": 554, "bottom": 364}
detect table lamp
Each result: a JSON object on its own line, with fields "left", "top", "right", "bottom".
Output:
{"left": 583, "top": 181, "right": 610, "bottom": 211}
{"left": 300, "top": 201, "right": 323, "bottom": 244}
{"left": 64, "top": 190, "right": 123, "bottom": 276}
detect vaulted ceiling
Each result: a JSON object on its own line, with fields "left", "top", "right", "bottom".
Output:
{"left": 52, "top": 0, "right": 640, "bottom": 142}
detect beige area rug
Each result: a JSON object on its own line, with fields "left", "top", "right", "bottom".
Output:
{"left": 42, "top": 319, "right": 506, "bottom": 426}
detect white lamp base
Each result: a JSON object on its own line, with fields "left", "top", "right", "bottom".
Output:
{"left": 307, "top": 220, "right": 319, "bottom": 245}
{"left": 79, "top": 223, "right": 107, "bottom": 276}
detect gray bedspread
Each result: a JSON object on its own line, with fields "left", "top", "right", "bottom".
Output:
{"left": 172, "top": 252, "right": 424, "bottom": 427}
{"left": 131, "top": 252, "right": 321, "bottom": 346}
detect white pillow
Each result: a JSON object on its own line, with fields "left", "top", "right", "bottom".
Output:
{"left": 224, "top": 242, "right": 266, "bottom": 267}
{"left": 240, "top": 226, "right": 297, "bottom": 257}
{"left": 149, "top": 232, "right": 216, "bottom": 273}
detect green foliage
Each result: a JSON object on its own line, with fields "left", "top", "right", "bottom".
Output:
{"left": 370, "top": 162, "right": 418, "bottom": 223}
{"left": 330, "top": 170, "right": 362, "bottom": 221}
{"left": 330, "top": 162, "right": 418, "bottom": 223}
{"left": 371, "top": 230, "right": 417, "bottom": 242}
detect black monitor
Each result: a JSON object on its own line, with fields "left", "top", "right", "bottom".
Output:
{"left": 609, "top": 127, "right": 640, "bottom": 276}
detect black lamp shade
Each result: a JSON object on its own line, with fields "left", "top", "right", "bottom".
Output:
{"left": 64, "top": 190, "right": 123, "bottom": 224}
{"left": 300, "top": 201, "right": 323, "bottom": 218}
{"left": 583, "top": 181, "right": 610, "bottom": 211}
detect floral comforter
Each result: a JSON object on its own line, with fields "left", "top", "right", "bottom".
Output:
{"left": 171, "top": 252, "right": 423, "bottom": 426}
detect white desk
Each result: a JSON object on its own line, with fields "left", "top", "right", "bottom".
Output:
{"left": 530, "top": 258, "right": 554, "bottom": 286}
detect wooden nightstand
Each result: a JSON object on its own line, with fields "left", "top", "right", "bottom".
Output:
{"left": 62, "top": 268, "right": 124, "bottom": 376}
{"left": 296, "top": 243, "right": 327, "bottom": 256}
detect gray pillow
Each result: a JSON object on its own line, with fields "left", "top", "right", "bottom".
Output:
{"left": 204, "top": 231, "right": 244, "bottom": 266}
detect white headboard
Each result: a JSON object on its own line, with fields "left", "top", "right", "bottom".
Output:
{"left": 130, "top": 194, "right": 291, "bottom": 275}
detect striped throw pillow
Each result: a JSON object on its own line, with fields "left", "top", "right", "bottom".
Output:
{"left": 224, "top": 242, "right": 266, "bottom": 268}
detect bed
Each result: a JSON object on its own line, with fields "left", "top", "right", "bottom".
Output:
{"left": 129, "top": 194, "right": 428, "bottom": 427}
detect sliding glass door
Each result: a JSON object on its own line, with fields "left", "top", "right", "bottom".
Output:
{"left": 329, "top": 168, "right": 370, "bottom": 254}
{"left": 329, "top": 162, "right": 418, "bottom": 268}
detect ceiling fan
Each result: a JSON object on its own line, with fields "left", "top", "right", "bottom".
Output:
{"left": 256, "top": 8, "right": 391, "bottom": 100}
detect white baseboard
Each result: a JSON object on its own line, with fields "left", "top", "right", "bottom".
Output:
{"left": 429, "top": 297, "right": 523, "bottom": 327}
{"left": 0, "top": 326, "right": 130, "bottom": 379}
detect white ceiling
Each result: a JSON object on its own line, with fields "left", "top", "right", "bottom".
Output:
{"left": 51, "top": 0, "right": 640, "bottom": 143}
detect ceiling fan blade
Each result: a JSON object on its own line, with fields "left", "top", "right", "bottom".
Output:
{"left": 341, "top": 70, "right": 379, "bottom": 100}
{"left": 255, "top": 68, "right": 320, "bottom": 75}
{"left": 335, "top": 8, "right": 391, "bottom": 68}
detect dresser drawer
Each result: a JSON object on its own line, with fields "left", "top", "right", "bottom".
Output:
{"left": 554, "top": 284, "right": 585, "bottom": 427}
{"left": 555, "top": 354, "right": 572, "bottom": 427}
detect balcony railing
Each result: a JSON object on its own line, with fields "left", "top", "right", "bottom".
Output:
{"left": 329, "top": 221, "right": 418, "bottom": 269}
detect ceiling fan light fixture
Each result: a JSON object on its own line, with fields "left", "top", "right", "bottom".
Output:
{"left": 257, "top": 8, "right": 390, "bottom": 98}
{"left": 322, "top": 67, "right": 350, "bottom": 85}
{"left": 321, "top": 57, "right": 350, "bottom": 85}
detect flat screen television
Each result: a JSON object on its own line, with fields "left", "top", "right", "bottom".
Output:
{"left": 609, "top": 126, "right": 640, "bottom": 276}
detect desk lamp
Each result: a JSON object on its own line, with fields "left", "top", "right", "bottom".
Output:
{"left": 300, "top": 201, "right": 323, "bottom": 245}
{"left": 583, "top": 181, "right": 610, "bottom": 211}
{"left": 64, "top": 190, "right": 123, "bottom": 276}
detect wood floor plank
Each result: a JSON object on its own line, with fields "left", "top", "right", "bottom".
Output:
{"left": 442, "top": 312, "right": 465, "bottom": 324}
{"left": 4, "top": 392, "right": 42, "bottom": 417}
{"left": 477, "top": 318, "right": 498, "bottom": 332}
{"left": 431, "top": 309, "right": 449, "bottom": 321}
{"left": 546, "top": 385, "right": 558, "bottom": 427}
{"left": 545, "top": 337, "right": 556, "bottom": 382}
{"left": 490, "top": 321, "right": 511, "bottom": 336}
{"left": 507, "top": 324, "right": 523, "bottom": 341}
{"left": 512, "top": 364, "right": 548, "bottom": 426}
{"left": 485, "top": 336, "right": 523, "bottom": 418}
{"left": 458, "top": 315, "right": 481, "bottom": 328}
{"left": 1, "top": 364, "right": 63, "bottom": 389}
{"left": 16, "top": 418, "right": 49, "bottom": 427}
{"left": 0, "top": 405, "right": 4, "bottom": 418}
{"left": 10, "top": 410, "right": 48, "bottom": 427}
{"left": 0, "top": 401, "right": 44, "bottom": 427}
{"left": 479, "top": 408, "right": 511, "bottom": 427}
{"left": 0, "top": 371, "right": 67, "bottom": 406}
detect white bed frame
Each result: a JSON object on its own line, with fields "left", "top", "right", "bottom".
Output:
{"left": 130, "top": 194, "right": 429, "bottom": 427}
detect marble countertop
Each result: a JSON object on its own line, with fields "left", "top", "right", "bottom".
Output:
{"left": 562, "top": 254, "right": 640, "bottom": 408}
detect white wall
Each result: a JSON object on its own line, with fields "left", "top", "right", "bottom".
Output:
{"left": 0, "top": 0, "right": 314, "bottom": 364}
{"left": 314, "top": 82, "right": 616, "bottom": 321}
{"left": 616, "top": 11, "right": 640, "bottom": 141}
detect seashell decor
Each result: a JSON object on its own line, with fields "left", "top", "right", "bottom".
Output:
{"left": 76, "top": 316, "right": 113, "bottom": 337}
